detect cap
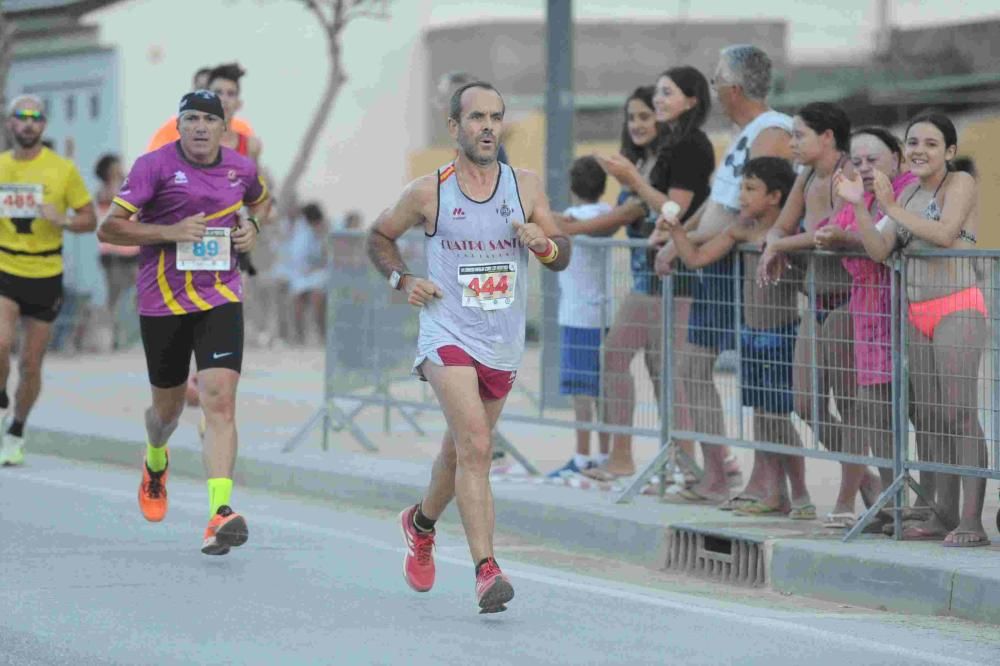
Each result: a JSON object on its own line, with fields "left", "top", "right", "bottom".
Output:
{"left": 178, "top": 89, "right": 224, "bottom": 120}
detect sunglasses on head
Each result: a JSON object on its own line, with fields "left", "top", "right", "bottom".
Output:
{"left": 12, "top": 109, "right": 45, "bottom": 122}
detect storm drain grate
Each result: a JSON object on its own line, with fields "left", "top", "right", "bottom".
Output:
{"left": 664, "top": 527, "right": 766, "bottom": 587}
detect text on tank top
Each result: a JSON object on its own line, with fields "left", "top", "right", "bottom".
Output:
{"left": 419, "top": 162, "right": 528, "bottom": 370}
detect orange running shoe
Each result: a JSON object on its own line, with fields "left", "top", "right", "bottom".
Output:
{"left": 138, "top": 453, "right": 169, "bottom": 522}
{"left": 201, "top": 505, "right": 249, "bottom": 556}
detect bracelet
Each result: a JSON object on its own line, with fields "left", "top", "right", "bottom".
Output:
{"left": 532, "top": 238, "right": 559, "bottom": 264}
{"left": 247, "top": 215, "right": 261, "bottom": 234}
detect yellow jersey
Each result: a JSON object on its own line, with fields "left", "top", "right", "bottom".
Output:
{"left": 0, "top": 148, "right": 91, "bottom": 278}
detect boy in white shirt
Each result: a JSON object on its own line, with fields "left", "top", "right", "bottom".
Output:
{"left": 548, "top": 156, "right": 613, "bottom": 479}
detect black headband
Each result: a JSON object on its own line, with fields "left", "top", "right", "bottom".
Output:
{"left": 178, "top": 89, "right": 224, "bottom": 119}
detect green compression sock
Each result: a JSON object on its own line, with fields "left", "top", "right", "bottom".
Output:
{"left": 207, "top": 478, "right": 233, "bottom": 517}
{"left": 145, "top": 443, "right": 168, "bottom": 473}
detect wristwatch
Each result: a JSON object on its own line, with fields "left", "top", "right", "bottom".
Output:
{"left": 389, "top": 270, "right": 412, "bottom": 290}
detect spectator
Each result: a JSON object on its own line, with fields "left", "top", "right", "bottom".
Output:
{"left": 759, "top": 102, "right": 865, "bottom": 520}
{"left": 654, "top": 45, "right": 793, "bottom": 504}
{"left": 288, "top": 202, "right": 330, "bottom": 345}
{"left": 842, "top": 112, "right": 989, "bottom": 547}
{"left": 817, "top": 127, "right": 917, "bottom": 529}
{"left": 95, "top": 153, "right": 139, "bottom": 350}
{"left": 667, "top": 157, "right": 809, "bottom": 517}
{"left": 547, "top": 156, "right": 612, "bottom": 480}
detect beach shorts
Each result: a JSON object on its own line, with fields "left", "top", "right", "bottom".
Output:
{"left": 687, "top": 254, "right": 736, "bottom": 351}
{"left": 559, "top": 326, "right": 602, "bottom": 397}
{"left": 740, "top": 321, "right": 798, "bottom": 414}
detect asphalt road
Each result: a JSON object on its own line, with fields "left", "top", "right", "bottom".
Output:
{"left": 2, "top": 455, "right": 998, "bottom": 666}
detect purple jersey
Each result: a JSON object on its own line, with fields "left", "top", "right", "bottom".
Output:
{"left": 113, "top": 142, "right": 267, "bottom": 316}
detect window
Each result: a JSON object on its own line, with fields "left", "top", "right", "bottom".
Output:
{"left": 65, "top": 94, "right": 76, "bottom": 122}
{"left": 90, "top": 93, "right": 100, "bottom": 119}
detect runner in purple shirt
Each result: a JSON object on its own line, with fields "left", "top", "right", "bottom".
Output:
{"left": 98, "top": 90, "right": 270, "bottom": 556}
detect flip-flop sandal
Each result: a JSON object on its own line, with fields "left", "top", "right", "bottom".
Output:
{"left": 735, "top": 501, "right": 788, "bottom": 516}
{"left": 901, "top": 525, "right": 949, "bottom": 541}
{"left": 822, "top": 512, "right": 857, "bottom": 529}
{"left": 580, "top": 467, "right": 626, "bottom": 483}
{"left": 719, "top": 495, "right": 759, "bottom": 512}
{"left": 671, "top": 487, "right": 722, "bottom": 504}
{"left": 942, "top": 530, "right": 992, "bottom": 548}
{"left": 881, "top": 518, "right": 922, "bottom": 536}
{"left": 789, "top": 504, "right": 817, "bottom": 520}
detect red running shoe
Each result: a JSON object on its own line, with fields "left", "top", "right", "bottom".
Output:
{"left": 201, "top": 505, "right": 248, "bottom": 556}
{"left": 399, "top": 505, "right": 436, "bottom": 592}
{"left": 475, "top": 557, "right": 514, "bottom": 613}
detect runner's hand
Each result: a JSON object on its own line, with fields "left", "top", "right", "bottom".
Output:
{"left": 168, "top": 213, "right": 207, "bottom": 243}
{"left": 511, "top": 221, "right": 550, "bottom": 253}
{"left": 232, "top": 217, "right": 257, "bottom": 253}
{"left": 38, "top": 204, "right": 67, "bottom": 228}
{"left": 403, "top": 276, "right": 443, "bottom": 307}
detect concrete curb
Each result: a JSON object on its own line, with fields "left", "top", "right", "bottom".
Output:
{"left": 29, "top": 427, "right": 1000, "bottom": 625}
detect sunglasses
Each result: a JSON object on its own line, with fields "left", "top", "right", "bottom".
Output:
{"left": 12, "top": 109, "right": 45, "bottom": 122}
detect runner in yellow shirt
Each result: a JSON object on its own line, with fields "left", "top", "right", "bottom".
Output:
{"left": 0, "top": 95, "right": 96, "bottom": 466}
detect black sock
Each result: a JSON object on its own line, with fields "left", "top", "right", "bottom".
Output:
{"left": 8, "top": 419, "right": 24, "bottom": 438}
{"left": 0, "top": 390, "right": 8, "bottom": 409}
{"left": 413, "top": 504, "right": 436, "bottom": 533}
{"left": 475, "top": 557, "right": 495, "bottom": 576}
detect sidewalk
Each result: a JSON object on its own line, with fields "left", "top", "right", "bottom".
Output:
{"left": 19, "top": 347, "right": 1000, "bottom": 625}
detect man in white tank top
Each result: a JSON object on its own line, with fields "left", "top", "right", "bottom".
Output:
{"left": 653, "top": 45, "right": 794, "bottom": 506}
{"left": 366, "top": 82, "right": 571, "bottom": 614}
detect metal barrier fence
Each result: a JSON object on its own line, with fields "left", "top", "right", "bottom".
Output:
{"left": 292, "top": 230, "right": 999, "bottom": 542}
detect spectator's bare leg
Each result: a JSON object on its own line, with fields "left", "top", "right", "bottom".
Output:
{"left": 670, "top": 296, "right": 697, "bottom": 465}
{"left": 751, "top": 414, "right": 791, "bottom": 511}
{"left": 684, "top": 346, "right": 728, "bottom": 500}
{"left": 905, "top": 324, "right": 959, "bottom": 538}
{"left": 311, "top": 289, "right": 326, "bottom": 341}
{"left": 600, "top": 295, "right": 649, "bottom": 476}
{"left": 934, "top": 312, "right": 988, "bottom": 546}
{"left": 293, "top": 293, "right": 308, "bottom": 345}
{"left": 572, "top": 396, "right": 592, "bottom": 458}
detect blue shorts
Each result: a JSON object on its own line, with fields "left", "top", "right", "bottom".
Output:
{"left": 560, "top": 326, "right": 602, "bottom": 397}
{"left": 687, "top": 254, "right": 736, "bottom": 351}
{"left": 740, "top": 321, "right": 798, "bottom": 414}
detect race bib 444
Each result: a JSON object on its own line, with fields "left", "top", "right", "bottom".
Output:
{"left": 458, "top": 262, "right": 517, "bottom": 311}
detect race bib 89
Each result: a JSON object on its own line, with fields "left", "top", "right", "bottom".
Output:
{"left": 0, "top": 183, "right": 43, "bottom": 218}
{"left": 176, "top": 227, "right": 231, "bottom": 271}
{"left": 458, "top": 262, "right": 517, "bottom": 311}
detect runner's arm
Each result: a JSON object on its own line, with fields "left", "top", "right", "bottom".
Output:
{"left": 98, "top": 203, "right": 205, "bottom": 245}
{"left": 366, "top": 176, "right": 434, "bottom": 281}
{"left": 518, "top": 169, "right": 571, "bottom": 272}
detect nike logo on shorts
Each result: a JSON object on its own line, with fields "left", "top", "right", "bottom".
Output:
{"left": 213, "top": 352, "right": 234, "bottom": 360}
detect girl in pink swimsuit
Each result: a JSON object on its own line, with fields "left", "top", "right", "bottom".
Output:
{"left": 836, "top": 113, "right": 989, "bottom": 548}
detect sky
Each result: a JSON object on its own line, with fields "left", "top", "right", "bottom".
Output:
{"left": 85, "top": 0, "right": 1000, "bottom": 220}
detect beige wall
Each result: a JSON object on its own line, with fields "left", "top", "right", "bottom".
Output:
{"left": 960, "top": 118, "right": 1000, "bottom": 249}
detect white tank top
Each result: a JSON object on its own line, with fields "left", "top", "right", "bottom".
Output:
{"left": 415, "top": 161, "right": 528, "bottom": 372}
{"left": 710, "top": 109, "right": 793, "bottom": 211}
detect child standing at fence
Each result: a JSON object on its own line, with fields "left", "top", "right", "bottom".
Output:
{"left": 664, "top": 157, "right": 814, "bottom": 518}
{"left": 548, "top": 156, "right": 613, "bottom": 479}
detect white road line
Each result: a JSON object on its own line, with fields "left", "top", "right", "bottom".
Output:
{"left": 8, "top": 471, "right": 983, "bottom": 666}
